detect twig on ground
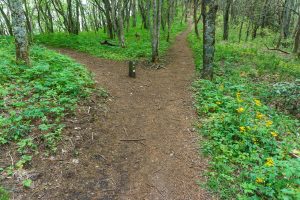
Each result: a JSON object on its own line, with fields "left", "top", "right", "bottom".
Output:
{"left": 123, "top": 127, "right": 128, "bottom": 137}
{"left": 120, "top": 138, "right": 146, "bottom": 142}
{"left": 8, "top": 151, "right": 14, "bottom": 166}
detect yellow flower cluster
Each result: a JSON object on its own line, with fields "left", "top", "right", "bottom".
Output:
{"left": 266, "top": 120, "right": 273, "bottom": 127}
{"left": 256, "top": 177, "right": 264, "bottom": 184}
{"left": 256, "top": 112, "right": 264, "bottom": 120}
{"left": 237, "top": 107, "right": 245, "bottom": 113}
{"left": 265, "top": 157, "right": 274, "bottom": 167}
{"left": 239, "top": 126, "right": 246, "bottom": 132}
{"left": 254, "top": 99, "right": 262, "bottom": 106}
{"left": 216, "top": 101, "right": 222, "bottom": 105}
{"left": 271, "top": 131, "right": 278, "bottom": 137}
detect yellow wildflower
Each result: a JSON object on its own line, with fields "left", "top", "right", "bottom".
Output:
{"left": 216, "top": 101, "right": 222, "bottom": 105}
{"left": 271, "top": 131, "right": 278, "bottom": 137}
{"left": 265, "top": 157, "right": 274, "bottom": 167}
{"left": 256, "top": 177, "right": 264, "bottom": 184}
{"left": 239, "top": 126, "right": 246, "bottom": 132}
{"left": 237, "top": 107, "right": 245, "bottom": 113}
{"left": 256, "top": 112, "right": 264, "bottom": 120}
{"left": 254, "top": 99, "right": 262, "bottom": 106}
{"left": 236, "top": 92, "right": 243, "bottom": 102}
{"left": 266, "top": 120, "right": 273, "bottom": 127}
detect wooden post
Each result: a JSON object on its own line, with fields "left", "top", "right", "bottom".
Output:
{"left": 129, "top": 61, "right": 136, "bottom": 78}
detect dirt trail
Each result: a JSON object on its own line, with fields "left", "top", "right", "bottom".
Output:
{"left": 16, "top": 28, "right": 211, "bottom": 200}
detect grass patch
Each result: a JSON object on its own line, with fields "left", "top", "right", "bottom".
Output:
{"left": 34, "top": 17, "right": 187, "bottom": 61}
{"left": 189, "top": 26, "right": 300, "bottom": 199}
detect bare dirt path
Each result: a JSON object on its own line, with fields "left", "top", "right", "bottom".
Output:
{"left": 16, "top": 28, "right": 211, "bottom": 200}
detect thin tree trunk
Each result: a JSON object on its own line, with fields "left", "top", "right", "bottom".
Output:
{"left": 193, "top": 0, "right": 200, "bottom": 38}
{"left": 132, "top": 0, "right": 137, "bottom": 27}
{"left": 151, "top": 0, "right": 162, "bottom": 63}
{"left": 238, "top": 20, "right": 244, "bottom": 43}
{"left": 23, "top": 0, "right": 32, "bottom": 42}
{"left": 117, "top": 0, "right": 125, "bottom": 47}
{"left": 167, "top": 0, "right": 174, "bottom": 42}
{"left": 293, "top": 15, "right": 300, "bottom": 54}
{"left": 223, "top": 0, "right": 232, "bottom": 40}
{"left": 0, "top": 6, "right": 13, "bottom": 35}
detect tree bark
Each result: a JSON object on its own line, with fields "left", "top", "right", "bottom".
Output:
{"left": 132, "top": 0, "right": 137, "bottom": 27}
{"left": 0, "top": 5, "right": 13, "bottom": 35}
{"left": 10, "top": 0, "right": 30, "bottom": 65}
{"left": 167, "top": 0, "right": 174, "bottom": 42}
{"left": 201, "top": 0, "right": 218, "bottom": 80}
{"left": 193, "top": 0, "right": 200, "bottom": 39}
{"left": 223, "top": 0, "right": 232, "bottom": 40}
{"left": 293, "top": 15, "right": 300, "bottom": 55}
{"left": 151, "top": 0, "right": 162, "bottom": 63}
{"left": 117, "top": 0, "right": 126, "bottom": 47}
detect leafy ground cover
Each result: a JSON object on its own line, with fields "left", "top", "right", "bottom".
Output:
{"left": 0, "top": 186, "right": 9, "bottom": 200}
{"left": 35, "top": 18, "right": 187, "bottom": 61}
{"left": 189, "top": 27, "right": 300, "bottom": 199}
{"left": 0, "top": 37, "right": 95, "bottom": 195}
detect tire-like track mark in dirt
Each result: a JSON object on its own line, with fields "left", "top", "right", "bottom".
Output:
{"left": 21, "top": 28, "right": 211, "bottom": 199}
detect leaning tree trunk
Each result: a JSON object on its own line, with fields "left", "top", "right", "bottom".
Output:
{"left": 201, "top": 0, "right": 218, "bottom": 80}
{"left": 10, "top": 0, "right": 30, "bottom": 65}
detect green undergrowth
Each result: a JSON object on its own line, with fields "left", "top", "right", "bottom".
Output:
{"left": 0, "top": 186, "right": 9, "bottom": 200}
{"left": 189, "top": 28, "right": 300, "bottom": 199}
{"left": 0, "top": 36, "right": 94, "bottom": 164}
{"left": 35, "top": 17, "right": 187, "bottom": 61}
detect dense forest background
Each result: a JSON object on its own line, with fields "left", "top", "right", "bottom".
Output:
{"left": 0, "top": 0, "right": 300, "bottom": 200}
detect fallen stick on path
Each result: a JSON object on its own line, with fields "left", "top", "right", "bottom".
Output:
{"left": 120, "top": 139, "right": 146, "bottom": 142}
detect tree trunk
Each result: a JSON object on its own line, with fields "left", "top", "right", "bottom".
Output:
{"left": 102, "top": 0, "right": 114, "bottom": 38}
{"left": 0, "top": 6, "right": 13, "bottom": 36}
{"left": 201, "top": 0, "right": 218, "bottom": 80}
{"left": 10, "top": 0, "right": 30, "bottom": 65}
{"left": 293, "top": 16, "right": 300, "bottom": 55}
{"left": 193, "top": 0, "right": 200, "bottom": 38}
{"left": 117, "top": 0, "right": 125, "bottom": 47}
{"left": 23, "top": 0, "right": 33, "bottom": 42}
{"left": 223, "top": 0, "right": 232, "bottom": 40}
{"left": 238, "top": 20, "right": 244, "bottom": 43}
{"left": 151, "top": 0, "right": 162, "bottom": 63}
{"left": 132, "top": 0, "right": 137, "bottom": 27}
{"left": 167, "top": 0, "right": 174, "bottom": 42}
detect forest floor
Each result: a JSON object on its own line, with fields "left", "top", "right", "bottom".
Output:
{"left": 7, "top": 27, "right": 213, "bottom": 199}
